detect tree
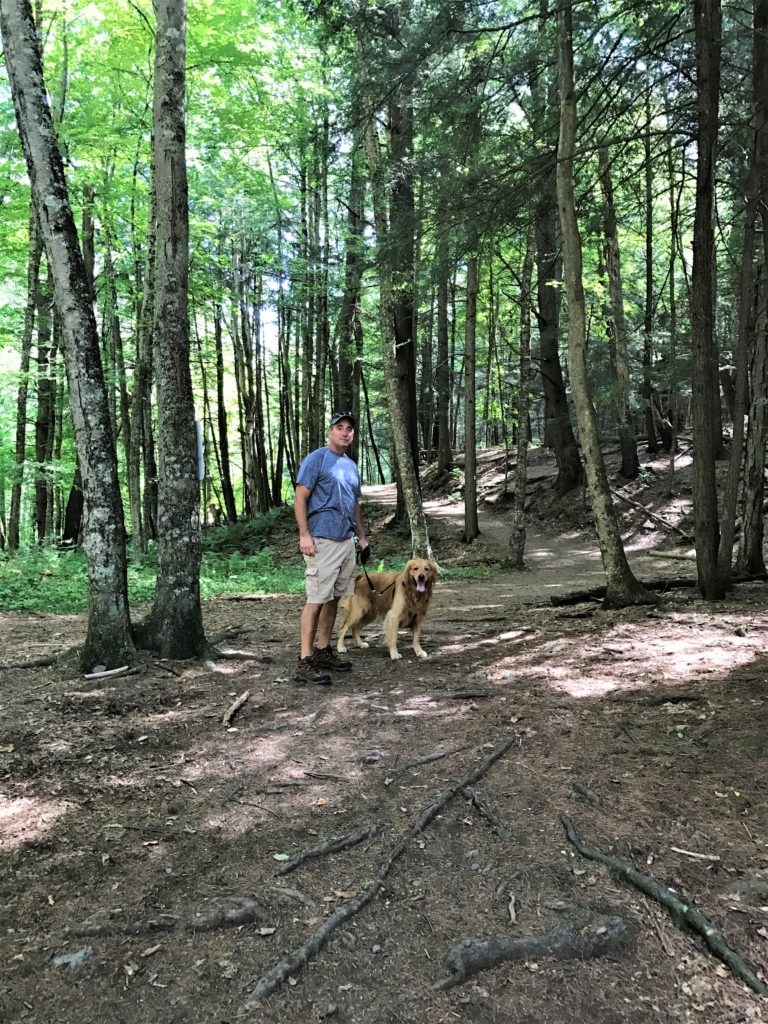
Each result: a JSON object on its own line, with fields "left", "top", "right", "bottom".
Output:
{"left": 1, "top": 0, "right": 135, "bottom": 668}
{"left": 365, "top": 111, "right": 432, "bottom": 559}
{"left": 691, "top": 0, "right": 726, "bottom": 599}
{"left": 556, "top": 0, "right": 652, "bottom": 609}
{"left": 136, "top": 0, "right": 205, "bottom": 658}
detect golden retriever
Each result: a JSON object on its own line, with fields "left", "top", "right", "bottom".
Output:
{"left": 337, "top": 559, "right": 438, "bottom": 660}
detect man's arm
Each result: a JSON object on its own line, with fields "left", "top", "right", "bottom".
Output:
{"left": 295, "top": 484, "right": 315, "bottom": 556}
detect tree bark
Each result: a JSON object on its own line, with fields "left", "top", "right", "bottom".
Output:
{"left": 365, "top": 113, "right": 432, "bottom": 559}
{"left": 598, "top": 149, "right": 639, "bottom": 480}
{"left": 507, "top": 226, "right": 535, "bottom": 568}
{"left": 556, "top": 0, "right": 652, "bottom": 608}
{"left": 1, "top": 0, "right": 134, "bottom": 668}
{"left": 721, "top": 0, "right": 768, "bottom": 579}
{"left": 691, "top": 0, "right": 726, "bottom": 598}
{"left": 136, "top": 0, "right": 205, "bottom": 658}
{"left": 531, "top": 0, "right": 582, "bottom": 496}
{"left": 463, "top": 253, "right": 480, "bottom": 542}
{"left": 8, "top": 200, "right": 42, "bottom": 550}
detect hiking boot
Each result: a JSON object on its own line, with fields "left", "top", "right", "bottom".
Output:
{"left": 312, "top": 645, "right": 353, "bottom": 672}
{"left": 295, "top": 656, "right": 332, "bottom": 686}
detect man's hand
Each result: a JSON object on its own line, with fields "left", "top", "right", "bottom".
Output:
{"left": 299, "top": 531, "right": 316, "bottom": 557}
{"left": 359, "top": 543, "right": 371, "bottom": 565}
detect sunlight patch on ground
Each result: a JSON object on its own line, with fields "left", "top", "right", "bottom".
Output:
{"left": 483, "top": 612, "right": 765, "bottom": 698}
{"left": 0, "top": 795, "right": 72, "bottom": 851}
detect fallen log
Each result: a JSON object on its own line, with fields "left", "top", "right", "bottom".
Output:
{"left": 246, "top": 735, "right": 520, "bottom": 1004}
{"left": 561, "top": 815, "right": 768, "bottom": 996}
{"left": 436, "top": 913, "right": 638, "bottom": 989}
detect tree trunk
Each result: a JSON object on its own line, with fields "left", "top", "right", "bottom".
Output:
{"left": 507, "top": 226, "right": 535, "bottom": 568}
{"left": 598, "top": 148, "right": 639, "bottom": 480}
{"left": 213, "top": 302, "right": 237, "bottom": 522}
{"left": 463, "top": 253, "right": 480, "bottom": 542}
{"left": 642, "top": 91, "right": 657, "bottom": 452}
{"left": 691, "top": 0, "right": 726, "bottom": 598}
{"left": 1, "top": 0, "right": 134, "bottom": 668}
{"left": 137, "top": 0, "right": 204, "bottom": 658}
{"left": 8, "top": 201, "right": 42, "bottom": 550}
{"left": 128, "top": 170, "right": 156, "bottom": 553}
{"left": 389, "top": 87, "right": 420, "bottom": 484}
{"left": 435, "top": 237, "right": 452, "bottom": 476}
{"left": 738, "top": 258, "right": 768, "bottom": 574}
{"left": 365, "top": 113, "right": 432, "bottom": 558}
{"left": 34, "top": 266, "right": 53, "bottom": 542}
{"left": 556, "top": 0, "right": 651, "bottom": 608}
{"left": 531, "top": 0, "right": 582, "bottom": 496}
{"left": 720, "top": 0, "right": 768, "bottom": 580}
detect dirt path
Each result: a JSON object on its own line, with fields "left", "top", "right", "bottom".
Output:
{"left": 2, "top": 489, "right": 766, "bottom": 1024}
{"left": 363, "top": 483, "right": 697, "bottom": 603}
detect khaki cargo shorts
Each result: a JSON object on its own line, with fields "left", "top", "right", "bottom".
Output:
{"left": 303, "top": 536, "right": 357, "bottom": 604}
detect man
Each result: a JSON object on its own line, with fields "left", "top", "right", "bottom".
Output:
{"left": 294, "top": 411, "right": 369, "bottom": 685}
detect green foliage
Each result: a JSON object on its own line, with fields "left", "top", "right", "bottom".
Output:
{"left": 201, "top": 506, "right": 290, "bottom": 555}
{"left": 0, "top": 536, "right": 306, "bottom": 614}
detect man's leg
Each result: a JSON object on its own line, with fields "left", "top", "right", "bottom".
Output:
{"left": 300, "top": 602, "right": 323, "bottom": 659}
{"left": 315, "top": 598, "right": 339, "bottom": 649}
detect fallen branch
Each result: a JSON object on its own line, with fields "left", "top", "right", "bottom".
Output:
{"left": 247, "top": 735, "right": 519, "bottom": 1003}
{"left": 222, "top": 690, "right": 251, "bottom": 727}
{"left": 461, "top": 786, "right": 503, "bottom": 827}
{"left": 436, "top": 913, "right": 638, "bottom": 989}
{"left": 276, "top": 823, "right": 383, "bottom": 876}
{"left": 0, "top": 655, "right": 56, "bottom": 670}
{"left": 561, "top": 815, "right": 768, "bottom": 996}
{"left": 610, "top": 489, "right": 692, "bottom": 542}
{"left": 67, "top": 896, "right": 268, "bottom": 938}
{"left": 83, "top": 664, "right": 131, "bottom": 680}
{"left": 572, "top": 781, "right": 603, "bottom": 808}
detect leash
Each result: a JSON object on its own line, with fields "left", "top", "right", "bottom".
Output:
{"left": 357, "top": 540, "right": 396, "bottom": 597}
{"left": 362, "top": 562, "right": 396, "bottom": 597}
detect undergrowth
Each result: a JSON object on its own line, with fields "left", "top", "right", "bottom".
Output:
{"left": 0, "top": 507, "right": 487, "bottom": 614}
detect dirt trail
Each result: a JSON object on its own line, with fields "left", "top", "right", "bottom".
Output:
{"left": 363, "top": 483, "right": 696, "bottom": 603}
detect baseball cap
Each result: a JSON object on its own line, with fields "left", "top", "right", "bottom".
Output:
{"left": 329, "top": 411, "right": 356, "bottom": 429}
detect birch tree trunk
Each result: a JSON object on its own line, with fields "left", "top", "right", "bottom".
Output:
{"left": 556, "top": 0, "right": 652, "bottom": 608}
{"left": 1, "top": 0, "right": 134, "bottom": 668}
{"left": 137, "top": 0, "right": 205, "bottom": 658}
{"left": 365, "top": 115, "right": 432, "bottom": 559}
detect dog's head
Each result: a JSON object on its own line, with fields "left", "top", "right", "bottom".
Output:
{"left": 405, "top": 559, "right": 438, "bottom": 594}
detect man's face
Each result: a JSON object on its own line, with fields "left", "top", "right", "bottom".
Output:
{"left": 330, "top": 420, "right": 355, "bottom": 446}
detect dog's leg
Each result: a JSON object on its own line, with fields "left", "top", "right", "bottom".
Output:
{"left": 383, "top": 609, "right": 402, "bottom": 660}
{"left": 352, "top": 628, "right": 369, "bottom": 649}
{"left": 337, "top": 620, "right": 350, "bottom": 653}
{"left": 411, "top": 622, "right": 429, "bottom": 659}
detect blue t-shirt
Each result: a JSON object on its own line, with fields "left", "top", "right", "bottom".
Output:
{"left": 296, "top": 447, "right": 361, "bottom": 540}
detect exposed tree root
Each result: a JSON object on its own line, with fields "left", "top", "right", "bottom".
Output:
{"left": 0, "top": 655, "right": 57, "bottom": 670}
{"left": 67, "top": 896, "right": 268, "bottom": 937}
{"left": 550, "top": 577, "right": 700, "bottom": 606}
{"left": 435, "top": 912, "right": 638, "bottom": 989}
{"left": 275, "top": 823, "right": 384, "bottom": 876}
{"left": 561, "top": 815, "right": 768, "bottom": 996}
{"left": 246, "top": 735, "right": 520, "bottom": 1004}
{"left": 461, "top": 786, "right": 503, "bottom": 826}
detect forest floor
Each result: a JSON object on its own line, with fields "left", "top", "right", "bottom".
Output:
{"left": 2, "top": 441, "right": 768, "bottom": 1024}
